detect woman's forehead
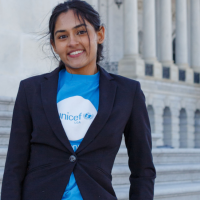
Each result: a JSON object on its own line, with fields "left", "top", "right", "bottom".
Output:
{"left": 55, "top": 10, "right": 90, "bottom": 31}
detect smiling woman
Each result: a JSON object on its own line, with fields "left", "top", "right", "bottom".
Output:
{"left": 1, "top": 0, "right": 156, "bottom": 200}
{"left": 49, "top": 2, "right": 105, "bottom": 75}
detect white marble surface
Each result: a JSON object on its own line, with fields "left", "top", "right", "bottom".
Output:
{"left": 175, "top": 0, "right": 189, "bottom": 68}
{"left": 142, "top": 0, "right": 157, "bottom": 61}
{"left": 158, "top": 0, "right": 173, "bottom": 63}
{"left": 190, "top": 0, "right": 200, "bottom": 72}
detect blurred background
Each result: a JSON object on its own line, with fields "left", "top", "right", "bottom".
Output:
{"left": 0, "top": 0, "right": 200, "bottom": 199}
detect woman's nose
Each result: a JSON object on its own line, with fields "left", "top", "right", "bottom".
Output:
{"left": 67, "top": 35, "right": 79, "bottom": 46}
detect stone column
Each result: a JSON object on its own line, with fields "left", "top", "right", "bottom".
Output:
{"left": 171, "top": 107, "right": 180, "bottom": 148}
{"left": 159, "top": 0, "right": 178, "bottom": 81}
{"left": 190, "top": 0, "right": 200, "bottom": 73}
{"left": 155, "top": 0, "right": 161, "bottom": 60}
{"left": 159, "top": 0, "right": 173, "bottom": 65}
{"left": 186, "top": 108, "right": 195, "bottom": 148}
{"left": 142, "top": 0, "right": 162, "bottom": 79}
{"left": 175, "top": 0, "right": 193, "bottom": 83}
{"left": 98, "top": 0, "right": 108, "bottom": 61}
{"left": 194, "top": 110, "right": 200, "bottom": 148}
{"left": 153, "top": 101, "right": 165, "bottom": 146}
{"left": 175, "top": 0, "right": 189, "bottom": 68}
{"left": 143, "top": 0, "right": 156, "bottom": 60}
{"left": 118, "top": 0, "right": 145, "bottom": 79}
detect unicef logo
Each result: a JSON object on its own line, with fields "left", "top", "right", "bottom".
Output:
{"left": 83, "top": 113, "right": 94, "bottom": 120}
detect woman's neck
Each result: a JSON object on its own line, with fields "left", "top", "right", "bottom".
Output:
{"left": 65, "top": 64, "right": 98, "bottom": 75}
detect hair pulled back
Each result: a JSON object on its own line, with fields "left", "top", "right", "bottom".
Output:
{"left": 49, "top": 0, "right": 104, "bottom": 67}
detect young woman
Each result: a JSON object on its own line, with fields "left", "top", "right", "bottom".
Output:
{"left": 1, "top": 0, "right": 156, "bottom": 200}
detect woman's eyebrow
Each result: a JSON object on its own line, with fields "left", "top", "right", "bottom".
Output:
{"left": 55, "top": 24, "right": 87, "bottom": 35}
{"left": 73, "top": 24, "right": 87, "bottom": 29}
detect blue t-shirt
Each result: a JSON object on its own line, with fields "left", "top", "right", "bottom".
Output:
{"left": 57, "top": 68, "right": 100, "bottom": 200}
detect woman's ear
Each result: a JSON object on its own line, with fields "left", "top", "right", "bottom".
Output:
{"left": 50, "top": 39, "right": 57, "bottom": 54}
{"left": 97, "top": 26, "right": 105, "bottom": 44}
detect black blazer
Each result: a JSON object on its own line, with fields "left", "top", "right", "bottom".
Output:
{"left": 1, "top": 64, "right": 156, "bottom": 200}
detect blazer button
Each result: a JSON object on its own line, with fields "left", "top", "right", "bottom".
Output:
{"left": 69, "top": 155, "right": 76, "bottom": 162}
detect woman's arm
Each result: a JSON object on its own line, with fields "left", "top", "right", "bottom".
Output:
{"left": 1, "top": 81, "right": 32, "bottom": 200}
{"left": 123, "top": 82, "right": 156, "bottom": 200}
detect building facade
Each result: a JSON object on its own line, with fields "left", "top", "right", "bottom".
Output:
{"left": 0, "top": 0, "right": 200, "bottom": 149}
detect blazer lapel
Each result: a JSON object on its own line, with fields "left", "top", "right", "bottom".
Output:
{"left": 40, "top": 64, "right": 117, "bottom": 155}
{"left": 76, "top": 65, "right": 118, "bottom": 154}
{"left": 41, "top": 66, "right": 74, "bottom": 154}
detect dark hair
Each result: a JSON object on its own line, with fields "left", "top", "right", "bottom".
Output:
{"left": 48, "top": 0, "right": 104, "bottom": 67}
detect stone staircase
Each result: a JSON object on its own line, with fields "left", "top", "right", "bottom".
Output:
{"left": 0, "top": 96, "right": 15, "bottom": 192}
{"left": 113, "top": 141, "right": 200, "bottom": 200}
{"left": 0, "top": 96, "right": 200, "bottom": 199}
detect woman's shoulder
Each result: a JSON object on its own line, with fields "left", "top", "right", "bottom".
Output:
{"left": 108, "top": 72, "right": 140, "bottom": 90}
{"left": 20, "top": 67, "right": 59, "bottom": 86}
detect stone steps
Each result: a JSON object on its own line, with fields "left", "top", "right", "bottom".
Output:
{"left": 0, "top": 96, "right": 14, "bottom": 112}
{"left": 0, "top": 96, "right": 14, "bottom": 129}
{"left": 152, "top": 149, "right": 200, "bottom": 165}
{"left": 113, "top": 147, "right": 200, "bottom": 199}
{"left": 155, "top": 164, "right": 200, "bottom": 184}
{"left": 1, "top": 97, "right": 200, "bottom": 199}
{"left": 115, "top": 147, "right": 200, "bottom": 165}
{"left": 0, "top": 111, "right": 12, "bottom": 128}
{"left": 112, "top": 163, "right": 200, "bottom": 185}
{"left": 0, "top": 128, "right": 10, "bottom": 146}
{"left": 114, "top": 181, "right": 200, "bottom": 200}
{"left": 0, "top": 147, "right": 8, "bottom": 167}
{"left": 0, "top": 95, "right": 12, "bottom": 148}
{"left": 0, "top": 167, "right": 4, "bottom": 190}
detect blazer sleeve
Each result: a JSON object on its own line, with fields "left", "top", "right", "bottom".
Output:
{"left": 123, "top": 82, "right": 156, "bottom": 200}
{"left": 1, "top": 81, "right": 32, "bottom": 200}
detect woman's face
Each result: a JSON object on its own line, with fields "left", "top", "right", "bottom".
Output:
{"left": 51, "top": 10, "right": 105, "bottom": 74}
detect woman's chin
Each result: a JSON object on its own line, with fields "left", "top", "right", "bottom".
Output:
{"left": 70, "top": 64, "right": 84, "bottom": 69}
{"left": 65, "top": 60, "right": 89, "bottom": 69}
{"left": 65, "top": 63, "right": 86, "bottom": 70}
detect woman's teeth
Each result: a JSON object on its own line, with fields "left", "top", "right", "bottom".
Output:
{"left": 70, "top": 50, "right": 83, "bottom": 55}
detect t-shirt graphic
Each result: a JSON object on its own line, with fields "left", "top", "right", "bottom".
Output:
{"left": 58, "top": 96, "right": 97, "bottom": 141}
{"left": 57, "top": 68, "right": 100, "bottom": 200}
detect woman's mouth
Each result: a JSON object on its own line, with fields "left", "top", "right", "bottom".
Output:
{"left": 68, "top": 50, "right": 85, "bottom": 58}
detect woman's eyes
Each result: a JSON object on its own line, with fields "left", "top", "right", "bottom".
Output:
{"left": 58, "top": 30, "right": 86, "bottom": 39}
{"left": 77, "top": 30, "right": 87, "bottom": 35}
{"left": 59, "top": 35, "right": 67, "bottom": 39}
